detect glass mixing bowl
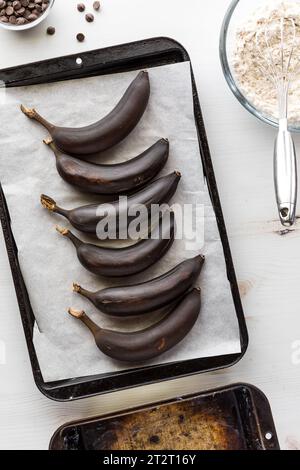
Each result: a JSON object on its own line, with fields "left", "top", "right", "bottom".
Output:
{"left": 219, "top": 0, "right": 300, "bottom": 132}
{"left": 0, "top": 0, "right": 55, "bottom": 31}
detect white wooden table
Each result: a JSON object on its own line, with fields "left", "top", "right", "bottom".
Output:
{"left": 1, "top": 0, "right": 300, "bottom": 450}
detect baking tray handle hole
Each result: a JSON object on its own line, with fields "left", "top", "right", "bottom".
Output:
{"left": 76, "top": 57, "right": 83, "bottom": 66}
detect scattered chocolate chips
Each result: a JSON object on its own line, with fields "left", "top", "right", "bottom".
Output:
{"left": 76, "top": 32, "right": 85, "bottom": 42}
{"left": 93, "top": 1, "right": 100, "bottom": 11}
{"left": 85, "top": 12, "right": 94, "bottom": 22}
{"left": 46, "top": 24, "right": 55, "bottom": 35}
{"left": 77, "top": 3, "right": 85, "bottom": 12}
{"left": 0, "top": 0, "right": 49, "bottom": 26}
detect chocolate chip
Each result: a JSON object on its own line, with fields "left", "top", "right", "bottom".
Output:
{"left": 0, "top": 15, "right": 8, "bottom": 21}
{"left": 5, "top": 5, "right": 13, "bottom": 14}
{"left": 46, "top": 25, "right": 55, "bottom": 35}
{"left": 21, "top": 0, "right": 29, "bottom": 6}
{"left": 76, "top": 32, "right": 85, "bottom": 42}
{"left": 93, "top": 1, "right": 100, "bottom": 11}
{"left": 15, "top": 5, "right": 24, "bottom": 14}
{"left": 77, "top": 3, "right": 85, "bottom": 12}
{"left": 9, "top": 14, "right": 16, "bottom": 22}
{"left": 24, "top": 8, "right": 31, "bottom": 18}
{"left": 13, "top": 1, "right": 21, "bottom": 9}
{"left": 0, "top": 1, "right": 6, "bottom": 8}
{"left": 85, "top": 12, "right": 94, "bottom": 22}
{"left": 149, "top": 435, "right": 160, "bottom": 444}
{"left": 16, "top": 15, "right": 25, "bottom": 23}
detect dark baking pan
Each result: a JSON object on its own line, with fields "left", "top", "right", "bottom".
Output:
{"left": 49, "top": 384, "right": 279, "bottom": 450}
{"left": 0, "top": 37, "right": 248, "bottom": 401}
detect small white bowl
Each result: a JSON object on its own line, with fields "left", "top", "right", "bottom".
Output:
{"left": 0, "top": 0, "right": 55, "bottom": 31}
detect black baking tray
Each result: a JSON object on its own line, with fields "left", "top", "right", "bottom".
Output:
{"left": 0, "top": 37, "right": 248, "bottom": 401}
{"left": 49, "top": 384, "right": 279, "bottom": 450}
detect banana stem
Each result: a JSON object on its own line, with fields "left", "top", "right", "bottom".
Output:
{"left": 68, "top": 308, "right": 100, "bottom": 335}
{"left": 20, "top": 105, "right": 55, "bottom": 132}
{"left": 44, "top": 136, "right": 54, "bottom": 146}
{"left": 43, "top": 138, "right": 59, "bottom": 157}
{"left": 56, "top": 226, "right": 82, "bottom": 248}
{"left": 41, "top": 195, "right": 70, "bottom": 218}
{"left": 56, "top": 225, "right": 69, "bottom": 236}
{"left": 73, "top": 283, "right": 94, "bottom": 301}
{"left": 41, "top": 194, "right": 57, "bottom": 212}
{"left": 72, "top": 283, "right": 82, "bottom": 293}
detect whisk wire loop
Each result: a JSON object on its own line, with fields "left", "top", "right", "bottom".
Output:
{"left": 255, "top": 16, "right": 298, "bottom": 119}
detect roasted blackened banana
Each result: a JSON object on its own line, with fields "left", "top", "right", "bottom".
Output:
{"left": 56, "top": 211, "right": 175, "bottom": 277}
{"left": 20, "top": 71, "right": 150, "bottom": 158}
{"left": 40, "top": 171, "right": 181, "bottom": 235}
{"left": 68, "top": 288, "right": 201, "bottom": 362}
{"left": 44, "top": 139, "right": 169, "bottom": 195}
{"left": 73, "top": 255, "right": 204, "bottom": 316}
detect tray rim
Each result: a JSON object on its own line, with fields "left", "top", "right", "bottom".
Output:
{"left": 0, "top": 36, "right": 248, "bottom": 401}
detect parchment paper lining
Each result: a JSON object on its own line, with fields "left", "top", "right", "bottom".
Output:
{"left": 0, "top": 62, "right": 240, "bottom": 382}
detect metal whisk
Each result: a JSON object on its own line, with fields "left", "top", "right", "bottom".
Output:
{"left": 256, "top": 17, "right": 298, "bottom": 227}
